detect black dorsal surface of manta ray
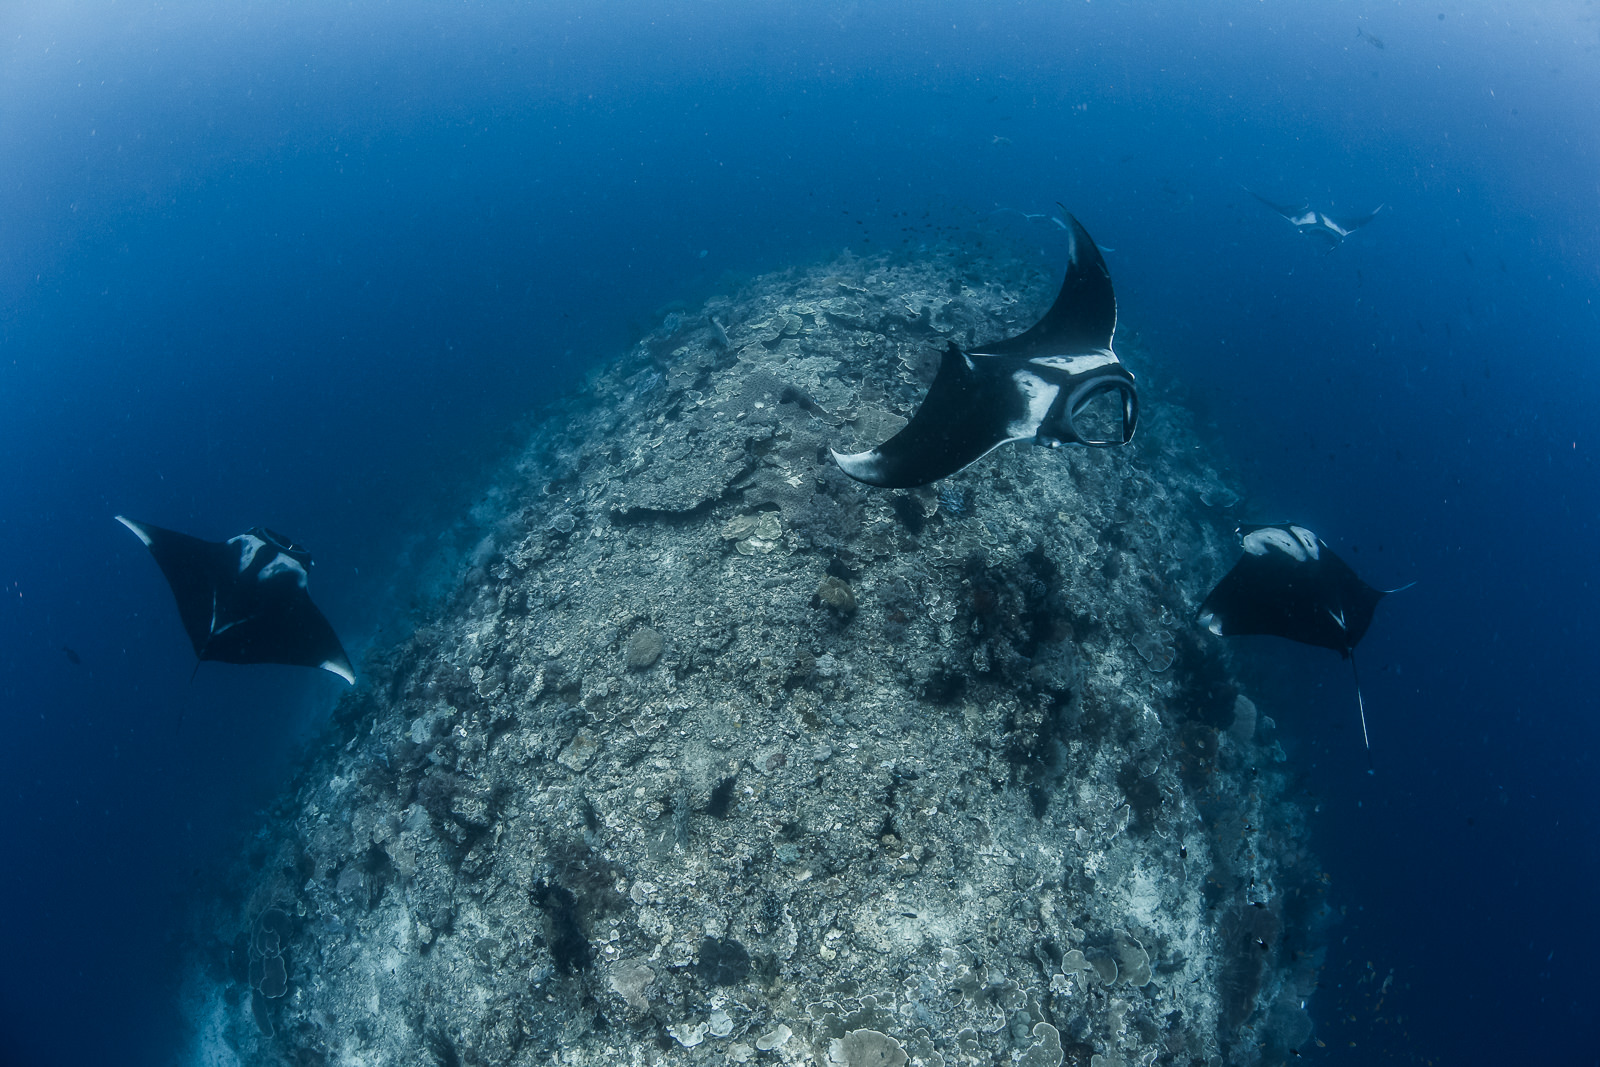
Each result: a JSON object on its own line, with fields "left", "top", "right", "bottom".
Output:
{"left": 1245, "top": 189, "right": 1384, "bottom": 250}
{"left": 1198, "top": 523, "right": 1386, "bottom": 655}
{"left": 830, "top": 211, "right": 1137, "bottom": 489}
{"left": 117, "top": 516, "right": 355, "bottom": 683}
{"left": 1198, "top": 523, "right": 1393, "bottom": 747}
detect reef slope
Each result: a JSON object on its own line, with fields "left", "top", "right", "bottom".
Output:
{"left": 186, "top": 249, "right": 1323, "bottom": 1066}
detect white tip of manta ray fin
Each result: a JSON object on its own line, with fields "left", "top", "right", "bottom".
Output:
{"left": 830, "top": 447, "right": 883, "bottom": 485}
{"left": 115, "top": 515, "right": 154, "bottom": 546}
{"left": 321, "top": 659, "right": 356, "bottom": 684}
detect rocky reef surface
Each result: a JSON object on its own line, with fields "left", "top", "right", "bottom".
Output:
{"left": 184, "top": 247, "right": 1327, "bottom": 1066}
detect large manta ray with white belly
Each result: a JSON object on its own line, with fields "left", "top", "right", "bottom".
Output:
{"left": 831, "top": 211, "right": 1138, "bottom": 489}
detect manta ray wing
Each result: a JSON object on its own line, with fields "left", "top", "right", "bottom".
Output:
{"left": 1245, "top": 188, "right": 1314, "bottom": 225}
{"left": 1322, "top": 204, "right": 1385, "bottom": 237}
{"left": 117, "top": 517, "right": 237, "bottom": 656}
{"left": 831, "top": 344, "right": 1048, "bottom": 489}
{"left": 975, "top": 211, "right": 1116, "bottom": 358}
{"left": 1318, "top": 550, "right": 1387, "bottom": 649}
{"left": 200, "top": 584, "right": 355, "bottom": 680}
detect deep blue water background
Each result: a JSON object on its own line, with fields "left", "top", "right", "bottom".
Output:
{"left": 3, "top": 2, "right": 1596, "bottom": 1064}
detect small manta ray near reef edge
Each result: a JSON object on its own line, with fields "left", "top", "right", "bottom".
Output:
{"left": 117, "top": 516, "right": 354, "bottom": 683}
{"left": 831, "top": 209, "right": 1137, "bottom": 489}
{"left": 1199, "top": 523, "right": 1409, "bottom": 751}
{"left": 1244, "top": 188, "right": 1384, "bottom": 251}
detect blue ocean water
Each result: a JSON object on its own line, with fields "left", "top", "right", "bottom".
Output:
{"left": 2, "top": 2, "right": 1595, "bottom": 1063}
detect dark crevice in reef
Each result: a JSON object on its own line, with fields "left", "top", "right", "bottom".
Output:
{"left": 607, "top": 495, "right": 727, "bottom": 527}
{"left": 186, "top": 248, "right": 1326, "bottom": 1066}
{"left": 530, "top": 881, "right": 592, "bottom": 975}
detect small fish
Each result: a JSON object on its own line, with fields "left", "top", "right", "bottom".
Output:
{"left": 63, "top": 645, "right": 82, "bottom": 665}
{"left": 1357, "top": 26, "right": 1385, "bottom": 49}
{"left": 991, "top": 134, "right": 1012, "bottom": 146}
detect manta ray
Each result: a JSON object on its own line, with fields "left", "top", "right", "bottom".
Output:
{"left": 1245, "top": 188, "right": 1384, "bottom": 250}
{"left": 832, "top": 210, "right": 1137, "bottom": 489}
{"left": 1199, "top": 523, "right": 1405, "bottom": 749}
{"left": 117, "top": 516, "right": 354, "bottom": 682}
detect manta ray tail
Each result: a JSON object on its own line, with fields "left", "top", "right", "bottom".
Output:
{"left": 1350, "top": 653, "right": 1375, "bottom": 776}
{"left": 178, "top": 662, "right": 203, "bottom": 729}
{"left": 1358, "top": 579, "right": 1411, "bottom": 764}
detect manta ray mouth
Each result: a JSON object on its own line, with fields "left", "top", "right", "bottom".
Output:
{"left": 1063, "top": 374, "right": 1139, "bottom": 447}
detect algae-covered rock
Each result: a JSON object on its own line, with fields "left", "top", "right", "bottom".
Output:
{"left": 624, "top": 626, "right": 663, "bottom": 669}
{"left": 1131, "top": 628, "right": 1176, "bottom": 672}
{"left": 185, "top": 248, "right": 1315, "bottom": 1067}
{"left": 1018, "top": 1022, "right": 1064, "bottom": 1067}
{"left": 1113, "top": 928, "right": 1152, "bottom": 987}
{"left": 755, "top": 1023, "right": 793, "bottom": 1051}
{"left": 1230, "top": 693, "right": 1259, "bottom": 743}
{"left": 815, "top": 575, "right": 858, "bottom": 617}
{"left": 830, "top": 1029, "right": 908, "bottom": 1067}
{"left": 556, "top": 728, "right": 600, "bottom": 771}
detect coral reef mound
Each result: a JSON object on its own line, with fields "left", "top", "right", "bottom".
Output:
{"left": 184, "top": 248, "right": 1325, "bottom": 1066}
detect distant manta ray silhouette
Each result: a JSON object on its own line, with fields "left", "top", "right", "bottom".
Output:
{"left": 1243, "top": 187, "right": 1384, "bottom": 250}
